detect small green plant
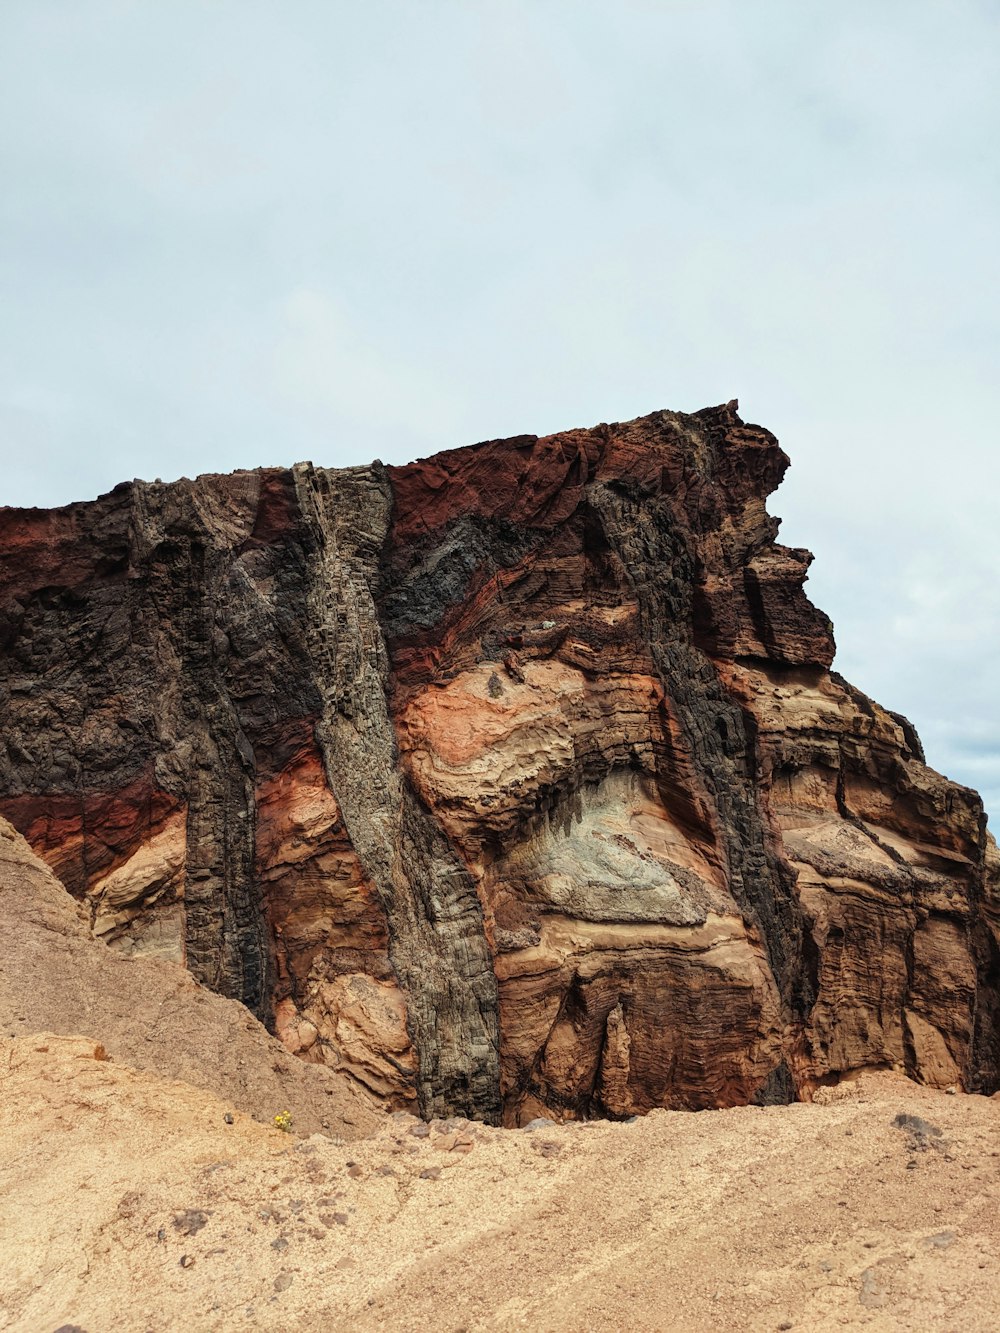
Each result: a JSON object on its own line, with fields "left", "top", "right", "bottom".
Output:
{"left": 273, "top": 1110, "right": 293, "bottom": 1133}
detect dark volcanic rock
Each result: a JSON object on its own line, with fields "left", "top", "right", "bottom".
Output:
{"left": 1, "top": 402, "right": 997, "bottom": 1123}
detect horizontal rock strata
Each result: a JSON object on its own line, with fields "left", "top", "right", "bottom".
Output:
{"left": 1, "top": 401, "right": 997, "bottom": 1122}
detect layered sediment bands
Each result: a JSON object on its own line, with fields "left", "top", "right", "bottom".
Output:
{"left": 0, "top": 476, "right": 271, "bottom": 1009}
{"left": 254, "top": 733, "right": 415, "bottom": 1099}
{"left": 1, "top": 401, "right": 997, "bottom": 1121}
{"left": 715, "top": 659, "right": 986, "bottom": 1091}
{"left": 975, "top": 838, "right": 1000, "bottom": 1089}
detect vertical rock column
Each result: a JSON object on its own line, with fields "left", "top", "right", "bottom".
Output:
{"left": 292, "top": 463, "right": 501, "bottom": 1120}
{"left": 127, "top": 479, "right": 270, "bottom": 1017}
{"left": 590, "top": 483, "right": 799, "bottom": 1029}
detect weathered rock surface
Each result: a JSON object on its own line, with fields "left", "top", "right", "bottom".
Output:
{"left": 0, "top": 815, "right": 383, "bottom": 1136}
{"left": 1, "top": 401, "right": 997, "bottom": 1122}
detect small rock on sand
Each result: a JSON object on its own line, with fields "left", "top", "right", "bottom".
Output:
{"left": 893, "top": 1113, "right": 942, "bottom": 1139}
{"left": 859, "top": 1268, "right": 885, "bottom": 1309}
{"left": 172, "top": 1209, "right": 209, "bottom": 1237}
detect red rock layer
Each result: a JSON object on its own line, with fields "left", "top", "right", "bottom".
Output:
{"left": 255, "top": 728, "right": 417, "bottom": 1104}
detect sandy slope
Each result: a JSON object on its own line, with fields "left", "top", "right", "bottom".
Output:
{"left": 0, "top": 818, "right": 380, "bottom": 1139}
{"left": 2, "top": 1034, "right": 998, "bottom": 1333}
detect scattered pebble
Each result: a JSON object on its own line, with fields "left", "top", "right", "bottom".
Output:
{"left": 858, "top": 1268, "right": 885, "bottom": 1309}
{"left": 172, "top": 1210, "right": 209, "bottom": 1237}
{"left": 925, "top": 1231, "right": 956, "bottom": 1249}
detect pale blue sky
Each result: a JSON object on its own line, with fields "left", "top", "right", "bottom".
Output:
{"left": 1, "top": 1, "right": 998, "bottom": 819}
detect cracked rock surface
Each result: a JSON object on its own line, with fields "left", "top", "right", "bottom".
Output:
{"left": 1, "top": 402, "right": 997, "bottom": 1122}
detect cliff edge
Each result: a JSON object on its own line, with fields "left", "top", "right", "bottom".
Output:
{"left": 2, "top": 401, "right": 997, "bottom": 1122}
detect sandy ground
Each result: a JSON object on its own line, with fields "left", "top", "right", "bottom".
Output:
{"left": 2, "top": 1034, "right": 998, "bottom": 1333}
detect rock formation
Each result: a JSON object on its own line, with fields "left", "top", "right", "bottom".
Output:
{"left": 1, "top": 401, "right": 997, "bottom": 1123}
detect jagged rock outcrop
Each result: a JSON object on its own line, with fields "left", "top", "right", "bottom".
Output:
{"left": 1, "top": 402, "right": 997, "bottom": 1123}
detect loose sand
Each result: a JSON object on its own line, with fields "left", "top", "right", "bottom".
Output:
{"left": 2, "top": 1034, "right": 998, "bottom": 1332}
{"left": 0, "top": 818, "right": 382, "bottom": 1140}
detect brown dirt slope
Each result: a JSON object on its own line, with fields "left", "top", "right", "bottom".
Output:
{"left": 0, "top": 817, "right": 381, "bottom": 1138}
{"left": 2, "top": 1034, "right": 998, "bottom": 1332}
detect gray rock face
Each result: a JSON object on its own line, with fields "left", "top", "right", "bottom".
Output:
{"left": 292, "top": 463, "right": 500, "bottom": 1118}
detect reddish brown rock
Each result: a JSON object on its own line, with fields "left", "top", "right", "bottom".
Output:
{"left": 1, "top": 403, "right": 996, "bottom": 1122}
{"left": 0, "top": 773, "right": 185, "bottom": 956}
{"left": 255, "top": 728, "right": 417, "bottom": 1103}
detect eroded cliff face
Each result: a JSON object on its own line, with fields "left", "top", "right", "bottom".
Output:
{"left": 1, "top": 402, "right": 996, "bottom": 1123}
